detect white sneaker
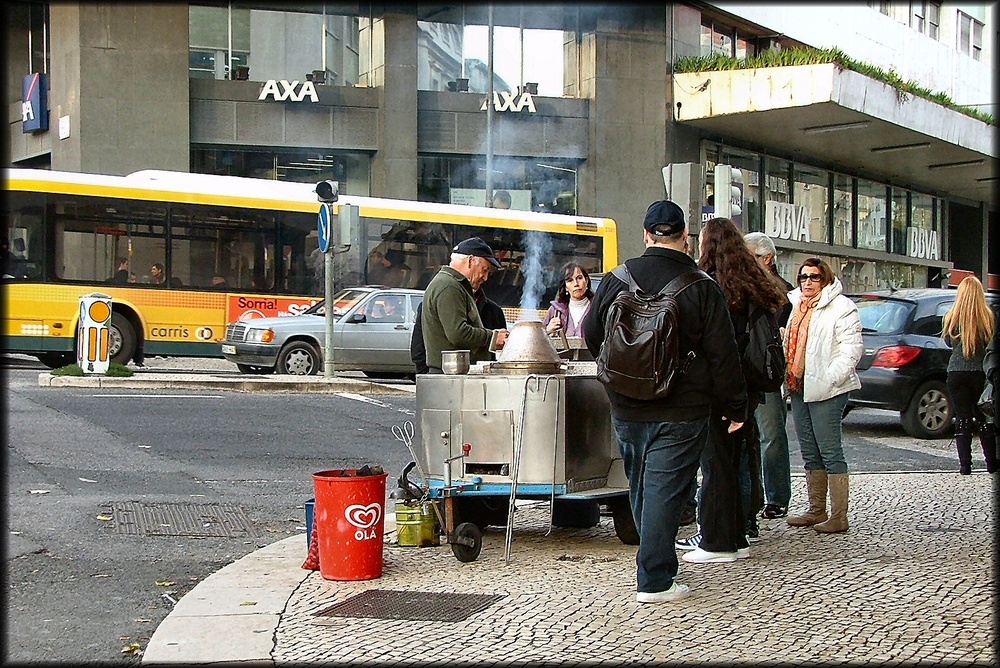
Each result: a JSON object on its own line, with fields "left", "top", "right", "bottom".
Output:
{"left": 736, "top": 547, "right": 750, "bottom": 559}
{"left": 636, "top": 582, "right": 691, "bottom": 603}
{"left": 681, "top": 547, "right": 737, "bottom": 563}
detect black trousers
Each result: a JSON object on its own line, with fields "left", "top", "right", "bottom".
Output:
{"left": 698, "top": 400, "right": 758, "bottom": 553}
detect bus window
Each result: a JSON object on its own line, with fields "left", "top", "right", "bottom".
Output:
{"left": 53, "top": 195, "right": 167, "bottom": 284}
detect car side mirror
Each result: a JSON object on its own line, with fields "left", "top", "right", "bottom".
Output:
{"left": 349, "top": 313, "right": 367, "bottom": 323}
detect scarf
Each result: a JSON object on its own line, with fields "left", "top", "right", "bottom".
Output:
{"left": 785, "top": 294, "right": 820, "bottom": 393}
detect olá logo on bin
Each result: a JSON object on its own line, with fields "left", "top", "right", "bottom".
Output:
{"left": 345, "top": 503, "right": 381, "bottom": 541}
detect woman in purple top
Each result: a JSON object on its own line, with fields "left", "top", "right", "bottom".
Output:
{"left": 544, "top": 262, "right": 594, "bottom": 337}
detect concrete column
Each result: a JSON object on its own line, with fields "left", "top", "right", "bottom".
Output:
{"left": 578, "top": 9, "right": 670, "bottom": 262}
{"left": 370, "top": 11, "right": 418, "bottom": 201}
{"left": 48, "top": 3, "right": 189, "bottom": 175}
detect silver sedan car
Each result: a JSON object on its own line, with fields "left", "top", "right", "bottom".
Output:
{"left": 220, "top": 286, "right": 424, "bottom": 377}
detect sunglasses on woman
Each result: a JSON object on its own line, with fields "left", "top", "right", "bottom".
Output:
{"left": 798, "top": 272, "right": 822, "bottom": 283}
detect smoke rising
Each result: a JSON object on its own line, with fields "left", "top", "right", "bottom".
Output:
{"left": 518, "top": 231, "right": 553, "bottom": 319}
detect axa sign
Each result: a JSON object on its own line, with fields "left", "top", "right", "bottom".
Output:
{"left": 258, "top": 80, "right": 319, "bottom": 103}
{"left": 480, "top": 91, "right": 536, "bottom": 113}
{"left": 22, "top": 72, "right": 49, "bottom": 133}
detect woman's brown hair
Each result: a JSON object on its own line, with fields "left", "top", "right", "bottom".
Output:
{"left": 698, "top": 217, "right": 787, "bottom": 313}
{"left": 796, "top": 257, "right": 834, "bottom": 288}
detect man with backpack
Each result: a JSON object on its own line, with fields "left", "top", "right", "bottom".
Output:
{"left": 583, "top": 199, "right": 747, "bottom": 604}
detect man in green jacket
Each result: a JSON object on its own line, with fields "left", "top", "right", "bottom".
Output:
{"left": 421, "top": 237, "right": 509, "bottom": 372}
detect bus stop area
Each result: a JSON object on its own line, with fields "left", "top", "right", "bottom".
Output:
{"left": 142, "top": 469, "right": 994, "bottom": 665}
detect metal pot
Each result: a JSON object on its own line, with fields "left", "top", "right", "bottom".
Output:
{"left": 493, "top": 320, "right": 564, "bottom": 374}
{"left": 441, "top": 350, "right": 470, "bottom": 375}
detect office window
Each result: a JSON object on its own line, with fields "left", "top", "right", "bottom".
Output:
{"left": 416, "top": 16, "right": 573, "bottom": 96}
{"left": 792, "top": 165, "right": 830, "bottom": 245}
{"left": 857, "top": 180, "right": 887, "bottom": 252}
{"left": 890, "top": 187, "right": 909, "bottom": 255}
{"left": 927, "top": 1, "right": 941, "bottom": 40}
{"left": 832, "top": 173, "right": 853, "bottom": 247}
{"left": 958, "top": 11, "right": 984, "bottom": 61}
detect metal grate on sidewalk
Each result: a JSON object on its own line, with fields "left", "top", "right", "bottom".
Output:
{"left": 313, "top": 589, "right": 505, "bottom": 622}
{"left": 107, "top": 501, "right": 257, "bottom": 538}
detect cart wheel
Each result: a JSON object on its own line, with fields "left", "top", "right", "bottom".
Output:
{"left": 610, "top": 499, "right": 640, "bottom": 545}
{"left": 451, "top": 522, "right": 483, "bottom": 562}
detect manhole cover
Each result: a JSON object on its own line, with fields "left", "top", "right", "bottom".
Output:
{"left": 314, "top": 589, "right": 505, "bottom": 622}
{"left": 108, "top": 501, "right": 257, "bottom": 538}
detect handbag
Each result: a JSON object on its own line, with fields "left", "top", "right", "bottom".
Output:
{"left": 979, "top": 380, "right": 995, "bottom": 420}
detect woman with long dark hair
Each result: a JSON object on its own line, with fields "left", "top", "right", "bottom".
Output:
{"left": 544, "top": 262, "right": 594, "bottom": 337}
{"left": 679, "top": 217, "right": 787, "bottom": 563}
{"left": 942, "top": 275, "right": 996, "bottom": 474}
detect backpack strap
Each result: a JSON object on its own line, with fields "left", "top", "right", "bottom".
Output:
{"left": 613, "top": 264, "right": 709, "bottom": 297}
{"left": 610, "top": 264, "right": 638, "bottom": 292}
{"left": 660, "top": 269, "right": 710, "bottom": 297}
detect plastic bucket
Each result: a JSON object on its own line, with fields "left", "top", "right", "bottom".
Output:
{"left": 312, "top": 469, "right": 388, "bottom": 581}
{"left": 394, "top": 501, "right": 440, "bottom": 547}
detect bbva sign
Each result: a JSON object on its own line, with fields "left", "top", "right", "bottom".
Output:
{"left": 480, "top": 90, "right": 536, "bottom": 113}
{"left": 258, "top": 80, "right": 319, "bottom": 103}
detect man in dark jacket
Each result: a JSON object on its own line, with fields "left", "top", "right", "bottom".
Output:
{"left": 420, "top": 237, "right": 509, "bottom": 373}
{"left": 744, "top": 232, "right": 794, "bottom": 522}
{"left": 583, "top": 199, "right": 747, "bottom": 604}
{"left": 411, "top": 288, "right": 507, "bottom": 374}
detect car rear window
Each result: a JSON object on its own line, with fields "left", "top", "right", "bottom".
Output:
{"left": 854, "top": 297, "right": 914, "bottom": 335}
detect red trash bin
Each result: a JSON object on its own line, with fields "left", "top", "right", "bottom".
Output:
{"left": 312, "top": 468, "right": 388, "bottom": 581}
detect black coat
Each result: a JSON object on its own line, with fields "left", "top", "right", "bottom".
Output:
{"left": 582, "top": 246, "right": 747, "bottom": 423}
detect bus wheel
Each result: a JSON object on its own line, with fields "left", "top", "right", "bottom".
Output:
{"left": 108, "top": 312, "right": 137, "bottom": 365}
{"left": 276, "top": 342, "right": 320, "bottom": 376}
{"left": 37, "top": 352, "right": 75, "bottom": 369}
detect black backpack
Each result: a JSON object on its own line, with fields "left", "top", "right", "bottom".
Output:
{"left": 741, "top": 303, "right": 786, "bottom": 393}
{"left": 596, "top": 265, "right": 709, "bottom": 400}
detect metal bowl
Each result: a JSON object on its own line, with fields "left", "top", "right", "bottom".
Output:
{"left": 441, "top": 350, "right": 470, "bottom": 375}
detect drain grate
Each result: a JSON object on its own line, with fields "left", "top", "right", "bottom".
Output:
{"left": 108, "top": 501, "right": 257, "bottom": 538}
{"left": 313, "top": 589, "right": 505, "bottom": 622}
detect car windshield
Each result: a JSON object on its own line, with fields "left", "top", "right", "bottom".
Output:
{"left": 302, "top": 289, "right": 372, "bottom": 317}
{"left": 853, "top": 296, "right": 914, "bottom": 335}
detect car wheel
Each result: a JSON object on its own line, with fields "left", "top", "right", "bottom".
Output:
{"left": 276, "top": 342, "right": 321, "bottom": 376}
{"left": 901, "top": 379, "right": 952, "bottom": 439}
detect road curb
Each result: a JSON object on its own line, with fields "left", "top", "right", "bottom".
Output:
{"left": 37, "top": 372, "right": 416, "bottom": 395}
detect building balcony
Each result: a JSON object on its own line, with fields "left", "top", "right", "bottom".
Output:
{"left": 673, "top": 63, "right": 997, "bottom": 207}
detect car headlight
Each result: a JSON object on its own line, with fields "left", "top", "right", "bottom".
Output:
{"left": 245, "top": 328, "right": 275, "bottom": 344}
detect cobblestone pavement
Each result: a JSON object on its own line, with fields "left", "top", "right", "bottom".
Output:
{"left": 268, "top": 472, "right": 995, "bottom": 665}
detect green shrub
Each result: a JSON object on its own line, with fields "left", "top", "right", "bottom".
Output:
{"left": 50, "top": 362, "right": 134, "bottom": 377}
{"left": 674, "top": 47, "right": 995, "bottom": 126}
{"left": 106, "top": 362, "right": 134, "bottom": 377}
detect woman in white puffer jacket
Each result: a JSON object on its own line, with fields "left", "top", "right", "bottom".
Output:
{"left": 783, "top": 257, "right": 863, "bottom": 534}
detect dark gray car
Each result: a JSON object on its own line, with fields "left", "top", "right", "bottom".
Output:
{"left": 220, "top": 286, "right": 423, "bottom": 377}
{"left": 848, "top": 287, "right": 1000, "bottom": 439}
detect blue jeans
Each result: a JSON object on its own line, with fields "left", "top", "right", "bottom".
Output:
{"left": 612, "top": 416, "right": 708, "bottom": 594}
{"left": 789, "top": 391, "right": 849, "bottom": 475}
{"left": 756, "top": 391, "right": 791, "bottom": 507}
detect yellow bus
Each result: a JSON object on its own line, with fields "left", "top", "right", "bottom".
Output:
{"left": 2, "top": 168, "right": 618, "bottom": 368}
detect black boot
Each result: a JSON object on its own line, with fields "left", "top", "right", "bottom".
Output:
{"left": 955, "top": 418, "right": 974, "bottom": 475}
{"left": 978, "top": 420, "right": 997, "bottom": 473}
